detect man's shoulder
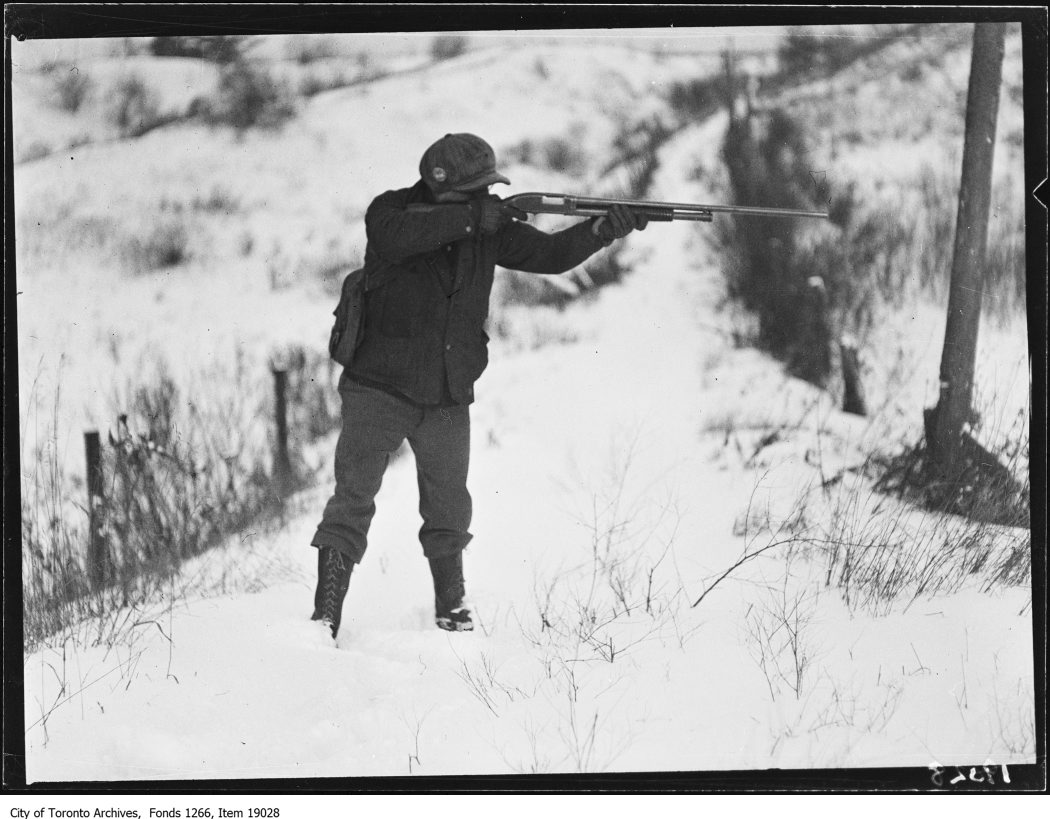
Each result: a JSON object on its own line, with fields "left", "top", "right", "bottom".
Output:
{"left": 370, "top": 181, "right": 429, "bottom": 209}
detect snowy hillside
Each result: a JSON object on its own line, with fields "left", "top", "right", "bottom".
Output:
{"left": 14, "top": 27, "right": 1035, "bottom": 783}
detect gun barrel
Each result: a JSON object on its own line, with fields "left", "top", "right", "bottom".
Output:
{"left": 685, "top": 203, "right": 829, "bottom": 219}
{"left": 506, "top": 192, "right": 828, "bottom": 220}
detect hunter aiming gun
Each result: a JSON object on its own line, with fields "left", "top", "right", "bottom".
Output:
{"left": 502, "top": 192, "right": 829, "bottom": 222}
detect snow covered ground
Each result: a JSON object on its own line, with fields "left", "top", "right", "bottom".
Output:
{"left": 14, "top": 27, "right": 1036, "bottom": 784}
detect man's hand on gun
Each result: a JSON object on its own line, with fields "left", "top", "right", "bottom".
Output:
{"left": 594, "top": 204, "right": 649, "bottom": 243}
{"left": 474, "top": 194, "right": 529, "bottom": 235}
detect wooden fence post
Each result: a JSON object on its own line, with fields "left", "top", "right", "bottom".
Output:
{"left": 84, "top": 430, "right": 108, "bottom": 589}
{"left": 272, "top": 368, "right": 293, "bottom": 495}
{"left": 839, "top": 335, "right": 868, "bottom": 416}
{"left": 791, "top": 276, "right": 832, "bottom": 386}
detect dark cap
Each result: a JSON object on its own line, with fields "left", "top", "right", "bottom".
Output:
{"left": 419, "top": 133, "right": 511, "bottom": 194}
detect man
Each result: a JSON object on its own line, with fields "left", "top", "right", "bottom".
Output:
{"left": 310, "top": 133, "right": 647, "bottom": 638}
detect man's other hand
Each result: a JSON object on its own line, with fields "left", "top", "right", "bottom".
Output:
{"left": 594, "top": 204, "right": 649, "bottom": 243}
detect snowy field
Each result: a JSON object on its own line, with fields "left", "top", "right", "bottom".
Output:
{"left": 13, "top": 26, "right": 1036, "bottom": 785}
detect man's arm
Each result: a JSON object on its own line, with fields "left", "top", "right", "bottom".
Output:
{"left": 366, "top": 191, "right": 477, "bottom": 263}
{"left": 495, "top": 218, "right": 608, "bottom": 275}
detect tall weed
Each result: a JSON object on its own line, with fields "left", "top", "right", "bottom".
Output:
{"left": 820, "top": 470, "right": 1030, "bottom": 614}
{"left": 913, "top": 165, "right": 1026, "bottom": 321}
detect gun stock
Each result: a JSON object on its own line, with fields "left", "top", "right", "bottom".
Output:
{"left": 504, "top": 192, "right": 828, "bottom": 222}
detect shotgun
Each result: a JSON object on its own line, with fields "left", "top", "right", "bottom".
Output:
{"left": 502, "top": 192, "right": 828, "bottom": 222}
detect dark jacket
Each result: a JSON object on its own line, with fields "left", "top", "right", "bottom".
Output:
{"left": 346, "top": 181, "right": 607, "bottom": 405}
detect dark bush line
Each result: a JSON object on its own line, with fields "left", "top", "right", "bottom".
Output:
{"left": 150, "top": 35, "right": 252, "bottom": 64}
{"left": 718, "top": 107, "right": 832, "bottom": 382}
{"left": 770, "top": 23, "right": 928, "bottom": 90}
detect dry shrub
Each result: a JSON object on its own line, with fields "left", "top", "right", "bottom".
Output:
{"left": 121, "top": 218, "right": 192, "bottom": 273}
{"left": 19, "top": 140, "right": 52, "bottom": 163}
{"left": 667, "top": 76, "right": 723, "bottom": 123}
{"left": 53, "top": 69, "right": 93, "bottom": 113}
{"left": 601, "top": 116, "right": 670, "bottom": 192}
{"left": 285, "top": 35, "right": 339, "bottom": 65}
{"left": 431, "top": 35, "right": 469, "bottom": 61}
{"left": 506, "top": 134, "right": 587, "bottom": 178}
{"left": 204, "top": 61, "right": 296, "bottom": 131}
{"left": 106, "top": 74, "right": 161, "bottom": 137}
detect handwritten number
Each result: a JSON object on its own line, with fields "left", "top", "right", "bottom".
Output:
{"left": 931, "top": 762, "right": 1010, "bottom": 787}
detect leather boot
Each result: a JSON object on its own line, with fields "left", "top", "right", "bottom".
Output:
{"left": 428, "top": 551, "right": 473, "bottom": 632}
{"left": 311, "top": 546, "right": 353, "bottom": 638}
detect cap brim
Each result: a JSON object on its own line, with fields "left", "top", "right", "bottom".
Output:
{"left": 452, "top": 170, "right": 511, "bottom": 192}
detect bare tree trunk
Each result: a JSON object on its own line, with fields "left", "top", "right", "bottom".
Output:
{"left": 929, "top": 22, "right": 1006, "bottom": 476}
